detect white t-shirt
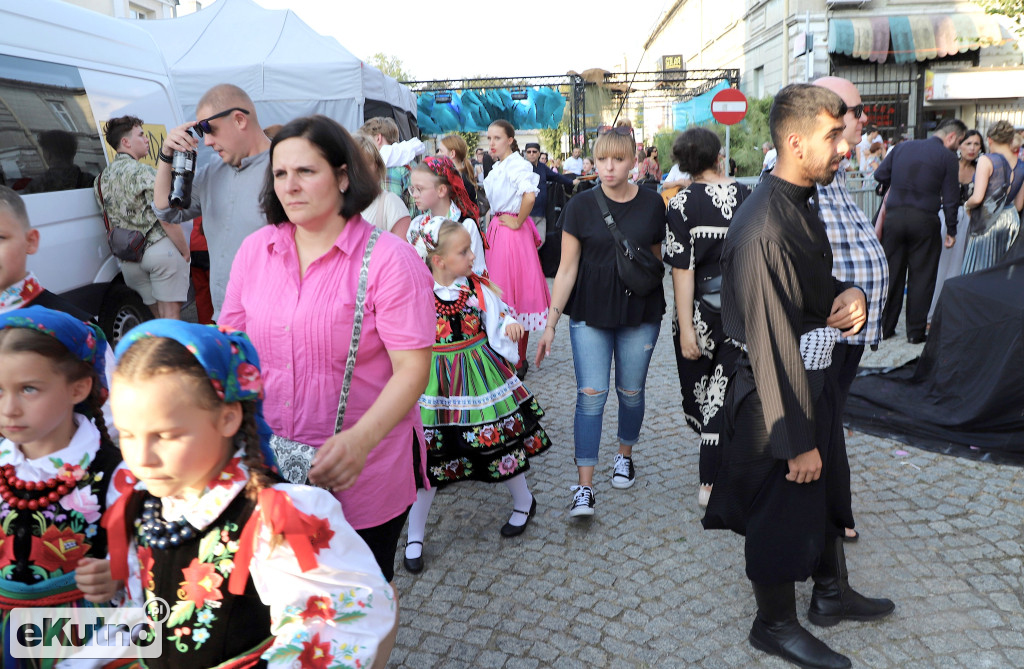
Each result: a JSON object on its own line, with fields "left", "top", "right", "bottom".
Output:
{"left": 362, "top": 191, "right": 409, "bottom": 232}
{"left": 665, "top": 164, "right": 691, "bottom": 184}
{"left": 563, "top": 156, "right": 584, "bottom": 174}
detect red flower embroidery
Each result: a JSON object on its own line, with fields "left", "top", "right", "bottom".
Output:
{"left": 210, "top": 458, "right": 246, "bottom": 489}
{"left": 297, "top": 633, "right": 334, "bottom": 669}
{"left": 462, "top": 314, "right": 481, "bottom": 335}
{"left": 18, "top": 277, "right": 41, "bottom": 302}
{"left": 137, "top": 546, "right": 155, "bottom": 592}
{"left": 0, "top": 534, "right": 15, "bottom": 566}
{"left": 179, "top": 558, "right": 224, "bottom": 608}
{"left": 436, "top": 318, "right": 452, "bottom": 341}
{"left": 29, "top": 526, "right": 90, "bottom": 573}
{"left": 300, "top": 595, "right": 336, "bottom": 623}
{"left": 236, "top": 362, "right": 262, "bottom": 396}
{"left": 477, "top": 425, "right": 501, "bottom": 447}
{"left": 302, "top": 512, "right": 335, "bottom": 554}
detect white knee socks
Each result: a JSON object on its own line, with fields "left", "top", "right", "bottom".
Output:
{"left": 503, "top": 473, "right": 533, "bottom": 527}
{"left": 404, "top": 487, "right": 436, "bottom": 559}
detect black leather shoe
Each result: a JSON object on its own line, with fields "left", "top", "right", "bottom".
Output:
{"left": 750, "top": 581, "right": 851, "bottom": 669}
{"left": 403, "top": 541, "right": 424, "bottom": 574}
{"left": 500, "top": 496, "right": 536, "bottom": 537}
{"left": 808, "top": 584, "right": 895, "bottom": 627}
{"left": 809, "top": 537, "right": 895, "bottom": 627}
{"left": 907, "top": 334, "right": 927, "bottom": 344}
{"left": 515, "top": 360, "right": 529, "bottom": 381}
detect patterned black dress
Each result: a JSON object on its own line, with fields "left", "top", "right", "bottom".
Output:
{"left": 665, "top": 181, "right": 750, "bottom": 486}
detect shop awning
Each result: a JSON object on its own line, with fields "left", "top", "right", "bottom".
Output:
{"left": 828, "top": 14, "right": 1011, "bottom": 64}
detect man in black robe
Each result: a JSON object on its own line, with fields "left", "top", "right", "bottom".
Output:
{"left": 704, "top": 84, "right": 895, "bottom": 669}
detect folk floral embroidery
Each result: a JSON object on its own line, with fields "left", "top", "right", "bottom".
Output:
{"left": 0, "top": 452, "right": 102, "bottom": 581}
{"left": 698, "top": 364, "right": 728, "bottom": 426}
{"left": 157, "top": 522, "right": 241, "bottom": 653}
{"left": 692, "top": 302, "right": 715, "bottom": 357}
{"left": 265, "top": 592, "right": 377, "bottom": 668}
{"left": 487, "top": 449, "right": 527, "bottom": 477}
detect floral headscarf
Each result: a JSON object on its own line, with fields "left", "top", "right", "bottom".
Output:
{"left": 0, "top": 305, "right": 109, "bottom": 394}
{"left": 423, "top": 155, "right": 487, "bottom": 247}
{"left": 115, "top": 320, "right": 277, "bottom": 470}
{"left": 409, "top": 216, "right": 452, "bottom": 262}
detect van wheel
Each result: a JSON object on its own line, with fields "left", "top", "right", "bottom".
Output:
{"left": 99, "top": 283, "right": 151, "bottom": 345}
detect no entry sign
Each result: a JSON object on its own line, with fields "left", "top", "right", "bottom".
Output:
{"left": 711, "top": 88, "right": 748, "bottom": 125}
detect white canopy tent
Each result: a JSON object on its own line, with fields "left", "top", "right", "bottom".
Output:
{"left": 134, "top": 0, "right": 415, "bottom": 133}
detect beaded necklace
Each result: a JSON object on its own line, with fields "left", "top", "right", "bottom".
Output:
{"left": 0, "top": 463, "right": 81, "bottom": 511}
{"left": 139, "top": 497, "right": 197, "bottom": 549}
{"left": 435, "top": 286, "right": 471, "bottom": 317}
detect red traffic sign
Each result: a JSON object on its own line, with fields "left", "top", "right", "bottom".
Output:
{"left": 711, "top": 88, "right": 748, "bottom": 125}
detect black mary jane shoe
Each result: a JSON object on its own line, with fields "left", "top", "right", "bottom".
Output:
{"left": 403, "top": 541, "right": 424, "bottom": 574}
{"left": 500, "top": 496, "right": 537, "bottom": 537}
{"left": 515, "top": 360, "right": 529, "bottom": 381}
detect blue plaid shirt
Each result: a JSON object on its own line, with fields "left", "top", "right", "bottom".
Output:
{"left": 816, "top": 164, "right": 889, "bottom": 346}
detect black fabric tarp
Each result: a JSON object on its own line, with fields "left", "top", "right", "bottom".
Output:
{"left": 845, "top": 236, "right": 1024, "bottom": 466}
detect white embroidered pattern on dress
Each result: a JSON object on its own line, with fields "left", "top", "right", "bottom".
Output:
{"left": 692, "top": 301, "right": 715, "bottom": 358}
{"left": 705, "top": 183, "right": 740, "bottom": 219}
{"left": 700, "top": 364, "right": 728, "bottom": 425}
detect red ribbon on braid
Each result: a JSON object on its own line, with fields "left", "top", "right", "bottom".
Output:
{"left": 424, "top": 155, "right": 487, "bottom": 249}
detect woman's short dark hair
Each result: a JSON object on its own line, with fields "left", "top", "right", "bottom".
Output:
{"left": 260, "top": 115, "right": 380, "bottom": 225}
{"left": 672, "top": 128, "right": 721, "bottom": 175}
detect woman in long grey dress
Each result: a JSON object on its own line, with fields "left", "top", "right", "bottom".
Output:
{"left": 929, "top": 130, "right": 982, "bottom": 320}
{"left": 962, "top": 121, "right": 1024, "bottom": 274}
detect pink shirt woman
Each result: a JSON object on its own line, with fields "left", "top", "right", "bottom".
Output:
{"left": 219, "top": 115, "right": 434, "bottom": 585}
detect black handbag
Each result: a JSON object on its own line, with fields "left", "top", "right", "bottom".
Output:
{"left": 594, "top": 188, "right": 664, "bottom": 296}
{"left": 96, "top": 170, "right": 147, "bottom": 263}
{"left": 696, "top": 274, "right": 722, "bottom": 313}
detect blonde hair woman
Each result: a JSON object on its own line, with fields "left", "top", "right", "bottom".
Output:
{"left": 535, "top": 121, "right": 666, "bottom": 517}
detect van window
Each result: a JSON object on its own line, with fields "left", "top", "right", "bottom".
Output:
{"left": 0, "top": 54, "right": 106, "bottom": 195}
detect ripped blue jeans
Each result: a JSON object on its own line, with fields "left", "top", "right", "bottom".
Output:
{"left": 568, "top": 319, "right": 660, "bottom": 467}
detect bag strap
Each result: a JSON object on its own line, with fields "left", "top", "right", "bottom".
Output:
{"left": 95, "top": 169, "right": 113, "bottom": 234}
{"left": 334, "top": 227, "right": 383, "bottom": 433}
{"left": 594, "top": 187, "right": 631, "bottom": 254}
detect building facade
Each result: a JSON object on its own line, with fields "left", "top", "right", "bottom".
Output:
{"left": 644, "top": 0, "right": 1023, "bottom": 138}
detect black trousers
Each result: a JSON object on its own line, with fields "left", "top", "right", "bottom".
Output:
{"left": 881, "top": 206, "right": 942, "bottom": 340}
{"left": 828, "top": 343, "right": 865, "bottom": 414}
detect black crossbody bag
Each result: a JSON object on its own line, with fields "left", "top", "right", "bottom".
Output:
{"left": 594, "top": 188, "right": 664, "bottom": 296}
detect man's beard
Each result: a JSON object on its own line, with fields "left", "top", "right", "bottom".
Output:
{"left": 811, "top": 153, "right": 843, "bottom": 186}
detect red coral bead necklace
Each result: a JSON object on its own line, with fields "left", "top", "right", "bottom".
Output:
{"left": 0, "top": 464, "right": 74, "bottom": 511}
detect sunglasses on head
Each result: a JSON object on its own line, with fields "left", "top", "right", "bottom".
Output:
{"left": 598, "top": 125, "right": 633, "bottom": 137}
{"left": 848, "top": 104, "right": 864, "bottom": 119}
{"left": 192, "top": 107, "right": 250, "bottom": 138}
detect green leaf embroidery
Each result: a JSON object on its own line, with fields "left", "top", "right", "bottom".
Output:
{"left": 32, "top": 511, "right": 47, "bottom": 536}
{"left": 266, "top": 645, "right": 301, "bottom": 662}
{"left": 1, "top": 509, "right": 17, "bottom": 534}
{"left": 167, "top": 600, "right": 196, "bottom": 628}
{"left": 198, "top": 530, "right": 220, "bottom": 563}
{"left": 79, "top": 452, "right": 91, "bottom": 468}
{"left": 335, "top": 611, "right": 368, "bottom": 625}
{"left": 48, "top": 456, "right": 65, "bottom": 469}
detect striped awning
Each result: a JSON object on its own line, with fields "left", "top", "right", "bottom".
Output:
{"left": 828, "top": 14, "right": 1011, "bottom": 64}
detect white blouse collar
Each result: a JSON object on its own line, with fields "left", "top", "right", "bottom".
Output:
{"left": 0, "top": 414, "right": 100, "bottom": 482}
{"left": 433, "top": 275, "right": 469, "bottom": 299}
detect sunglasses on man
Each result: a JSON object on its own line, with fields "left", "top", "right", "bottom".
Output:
{"left": 192, "top": 107, "right": 250, "bottom": 138}
{"left": 848, "top": 104, "right": 864, "bottom": 119}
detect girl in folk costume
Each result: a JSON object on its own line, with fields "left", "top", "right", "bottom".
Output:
{"left": 483, "top": 120, "right": 551, "bottom": 376}
{"left": 101, "top": 321, "right": 396, "bottom": 669}
{"left": 408, "top": 156, "right": 488, "bottom": 277}
{"left": 402, "top": 218, "right": 551, "bottom": 574}
{"left": 0, "top": 306, "right": 127, "bottom": 669}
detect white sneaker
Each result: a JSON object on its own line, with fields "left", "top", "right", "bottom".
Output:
{"left": 611, "top": 454, "right": 636, "bottom": 489}
{"left": 569, "top": 485, "right": 595, "bottom": 517}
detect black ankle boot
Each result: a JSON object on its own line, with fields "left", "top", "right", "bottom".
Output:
{"left": 809, "top": 536, "right": 895, "bottom": 627}
{"left": 749, "top": 581, "right": 851, "bottom": 669}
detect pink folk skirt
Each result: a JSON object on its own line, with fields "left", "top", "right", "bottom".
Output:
{"left": 484, "top": 215, "right": 550, "bottom": 332}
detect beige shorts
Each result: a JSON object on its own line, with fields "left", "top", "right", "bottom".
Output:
{"left": 121, "top": 235, "right": 190, "bottom": 305}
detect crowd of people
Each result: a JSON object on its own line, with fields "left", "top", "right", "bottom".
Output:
{"left": 2, "top": 74, "right": 1022, "bottom": 669}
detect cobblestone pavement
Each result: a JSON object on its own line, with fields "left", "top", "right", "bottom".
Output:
{"left": 389, "top": 289, "right": 1024, "bottom": 668}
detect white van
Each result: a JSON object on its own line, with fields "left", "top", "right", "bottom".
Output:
{"left": 0, "top": 0, "right": 185, "bottom": 342}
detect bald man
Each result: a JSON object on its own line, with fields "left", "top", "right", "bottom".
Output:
{"left": 154, "top": 84, "right": 272, "bottom": 319}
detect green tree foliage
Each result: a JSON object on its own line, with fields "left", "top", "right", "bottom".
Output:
{"left": 977, "top": 0, "right": 1024, "bottom": 38}
{"left": 369, "top": 53, "right": 413, "bottom": 81}
{"left": 650, "top": 95, "right": 774, "bottom": 177}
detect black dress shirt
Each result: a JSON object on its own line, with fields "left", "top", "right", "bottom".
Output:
{"left": 873, "top": 135, "right": 960, "bottom": 236}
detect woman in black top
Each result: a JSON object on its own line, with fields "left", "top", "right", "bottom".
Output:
{"left": 665, "top": 128, "right": 750, "bottom": 508}
{"left": 535, "top": 122, "right": 666, "bottom": 518}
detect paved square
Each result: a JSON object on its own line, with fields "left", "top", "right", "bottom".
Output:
{"left": 390, "top": 292, "right": 1024, "bottom": 668}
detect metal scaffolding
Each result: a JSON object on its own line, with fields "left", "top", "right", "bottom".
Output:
{"left": 403, "top": 69, "right": 741, "bottom": 149}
